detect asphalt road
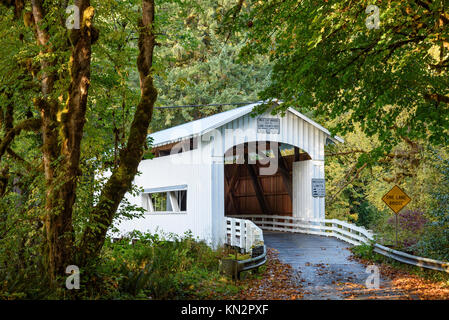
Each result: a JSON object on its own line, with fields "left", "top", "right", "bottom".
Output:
{"left": 263, "top": 231, "right": 410, "bottom": 300}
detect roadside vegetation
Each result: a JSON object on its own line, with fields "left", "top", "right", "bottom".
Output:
{"left": 327, "top": 145, "right": 449, "bottom": 262}
{"left": 0, "top": 231, "right": 303, "bottom": 300}
{"left": 351, "top": 244, "right": 449, "bottom": 299}
{"left": 0, "top": 231, "right": 245, "bottom": 299}
{"left": 0, "top": 0, "right": 447, "bottom": 299}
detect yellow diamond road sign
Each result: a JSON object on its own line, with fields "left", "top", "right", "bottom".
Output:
{"left": 382, "top": 185, "right": 411, "bottom": 214}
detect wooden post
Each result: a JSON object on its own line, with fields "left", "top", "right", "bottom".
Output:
{"left": 234, "top": 247, "right": 239, "bottom": 283}
{"left": 277, "top": 146, "right": 293, "bottom": 200}
{"left": 245, "top": 163, "right": 271, "bottom": 214}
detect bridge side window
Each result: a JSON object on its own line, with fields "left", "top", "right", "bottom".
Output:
{"left": 142, "top": 189, "right": 187, "bottom": 213}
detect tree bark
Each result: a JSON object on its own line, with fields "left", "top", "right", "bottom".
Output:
{"left": 32, "top": 0, "right": 96, "bottom": 279}
{"left": 78, "top": 0, "right": 157, "bottom": 265}
{"left": 31, "top": 0, "right": 64, "bottom": 280}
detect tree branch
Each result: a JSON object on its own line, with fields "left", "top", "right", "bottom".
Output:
{"left": 424, "top": 92, "right": 449, "bottom": 104}
{"left": 325, "top": 149, "right": 366, "bottom": 157}
{"left": 328, "top": 163, "right": 368, "bottom": 205}
{"left": 0, "top": 118, "right": 41, "bottom": 162}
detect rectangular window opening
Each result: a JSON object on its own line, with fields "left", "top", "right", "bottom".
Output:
{"left": 142, "top": 188, "right": 187, "bottom": 213}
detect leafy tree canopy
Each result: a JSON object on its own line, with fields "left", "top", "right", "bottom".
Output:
{"left": 226, "top": 0, "right": 448, "bottom": 164}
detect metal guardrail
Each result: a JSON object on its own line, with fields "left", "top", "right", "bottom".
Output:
{"left": 238, "top": 245, "right": 267, "bottom": 272}
{"left": 373, "top": 243, "right": 449, "bottom": 273}
{"left": 230, "top": 214, "right": 449, "bottom": 274}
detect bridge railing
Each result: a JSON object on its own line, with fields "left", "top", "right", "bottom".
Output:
{"left": 229, "top": 215, "right": 374, "bottom": 246}
{"left": 229, "top": 214, "right": 449, "bottom": 273}
{"left": 225, "top": 217, "right": 264, "bottom": 253}
{"left": 224, "top": 217, "right": 267, "bottom": 278}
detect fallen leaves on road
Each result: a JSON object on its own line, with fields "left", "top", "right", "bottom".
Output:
{"left": 225, "top": 248, "right": 304, "bottom": 300}
{"left": 353, "top": 256, "right": 449, "bottom": 300}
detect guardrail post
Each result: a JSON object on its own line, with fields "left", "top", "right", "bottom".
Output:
{"left": 230, "top": 218, "right": 236, "bottom": 247}
{"left": 239, "top": 220, "right": 245, "bottom": 251}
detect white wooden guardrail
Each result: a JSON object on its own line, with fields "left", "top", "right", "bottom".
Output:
{"left": 224, "top": 217, "right": 267, "bottom": 278}
{"left": 229, "top": 215, "right": 374, "bottom": 246}
{"left": 225, "top": 217, "right": 264, "bottom": 253}
{"left": 229, "top": 214, "right": 449, "bottom": 273}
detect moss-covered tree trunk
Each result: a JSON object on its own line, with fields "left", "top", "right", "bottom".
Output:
{"left": 78, "top": 0, "right": 157, "bottom": 265}
{"left": 31, "top": 0, "right": 96, "bottom": 279}
{"left": 2, "top": 0, "right": 158, "bottom": 278}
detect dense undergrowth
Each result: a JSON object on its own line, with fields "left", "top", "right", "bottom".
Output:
{"left": 0, "top": 231, "right": 257, "bottom": 300}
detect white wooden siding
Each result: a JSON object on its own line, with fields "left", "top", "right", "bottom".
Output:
{"left": 116, "top": 106, "right": 332, "bottom": 246}
{"left": 216, "top": 110, "right": 326, "bottom": 160}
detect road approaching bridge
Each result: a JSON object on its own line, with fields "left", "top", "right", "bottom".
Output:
{"left": 264, "top": 231, "right": 412, "bottom": 300}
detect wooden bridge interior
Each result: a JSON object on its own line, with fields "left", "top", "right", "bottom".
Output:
{"left": 224, "top": 142, "right": 311, "bottom": 217}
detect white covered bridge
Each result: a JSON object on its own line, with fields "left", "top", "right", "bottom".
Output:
{"left": 112, "top": 101, "right": 449, "bottom": 285}
{"left": 115, "top": 101, "right": 344, "bottom": 248}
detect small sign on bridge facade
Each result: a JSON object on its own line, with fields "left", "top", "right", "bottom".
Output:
{"left": 312, "top": 178, "right": 326, "bottom": 198}
{"left": 257, "top": 117, "right": 280, "bottom": 134}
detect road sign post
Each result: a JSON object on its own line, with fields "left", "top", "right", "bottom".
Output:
{"left": 381, "top": 185, "right": 411, "bottom": 248}
{"left": 395, "top": 213, "right": 398, "bottom": 248}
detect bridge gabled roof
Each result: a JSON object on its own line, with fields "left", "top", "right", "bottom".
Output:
{"left": 149, "top": 101, "right": 343, "bottom": 148}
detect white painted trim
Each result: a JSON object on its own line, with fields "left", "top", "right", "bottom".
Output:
{"left": 143, "top": 184, "right": 187, "bottom": 193}
{"left": 168, "top": 191, "right": 180, "bottom": 212}
{"left": 144, "top": 211, "right": 187, "bottom": 215}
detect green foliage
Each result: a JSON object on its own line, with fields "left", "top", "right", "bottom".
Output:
{"left": 151, "top": 0, "right": 271, "bottom": 132}
{"left": 351, "top": 243, "right": 376, "bottom": 260}
{"left": 355, "top": 201, "right": 384, "bottom": 229}
{"left": 0, "top": 258, "right": 56, "bottom": 300}
{"left": 414, "top": 150, "right": 449, "bottom": 261}
{"left": 233, "top": 0, "right": 449, "bottom": 159}
{"left": 74, "top": 231, "right": 240, "bottom": 300}
{"left": 0, "top": 230, "right": 245, "bottom": 300}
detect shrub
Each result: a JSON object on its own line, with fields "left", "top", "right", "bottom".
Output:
{"left": 356, "top": 201, "right": 383, "bottom": 229}
{"left": 414, "top": 225, "right": 449, "bottom": 261}
{"left": 93, "top": 231, "right": 229, "bottom": 299}
{"left": 0, "top": 229, "right": 244, "bottom": 299}
{"left": 414, "top": 150, "right": 449, "bottom": 261}
{"left": 386, "top": 209, "right": 427, "bottom": 248}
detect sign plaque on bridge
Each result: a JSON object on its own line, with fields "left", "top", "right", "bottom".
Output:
{"left": 311, "top": 178, "right": 326, "bottom": 198}
{"left": 257, "top": 117, "right": 280, "bottom": 134}
{"left": 382, "top": 185, "right": 411, "bottom": 214}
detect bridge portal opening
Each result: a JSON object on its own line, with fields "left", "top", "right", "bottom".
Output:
{"left": 224, "top": 142, "right": 311, "bottom": 218}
